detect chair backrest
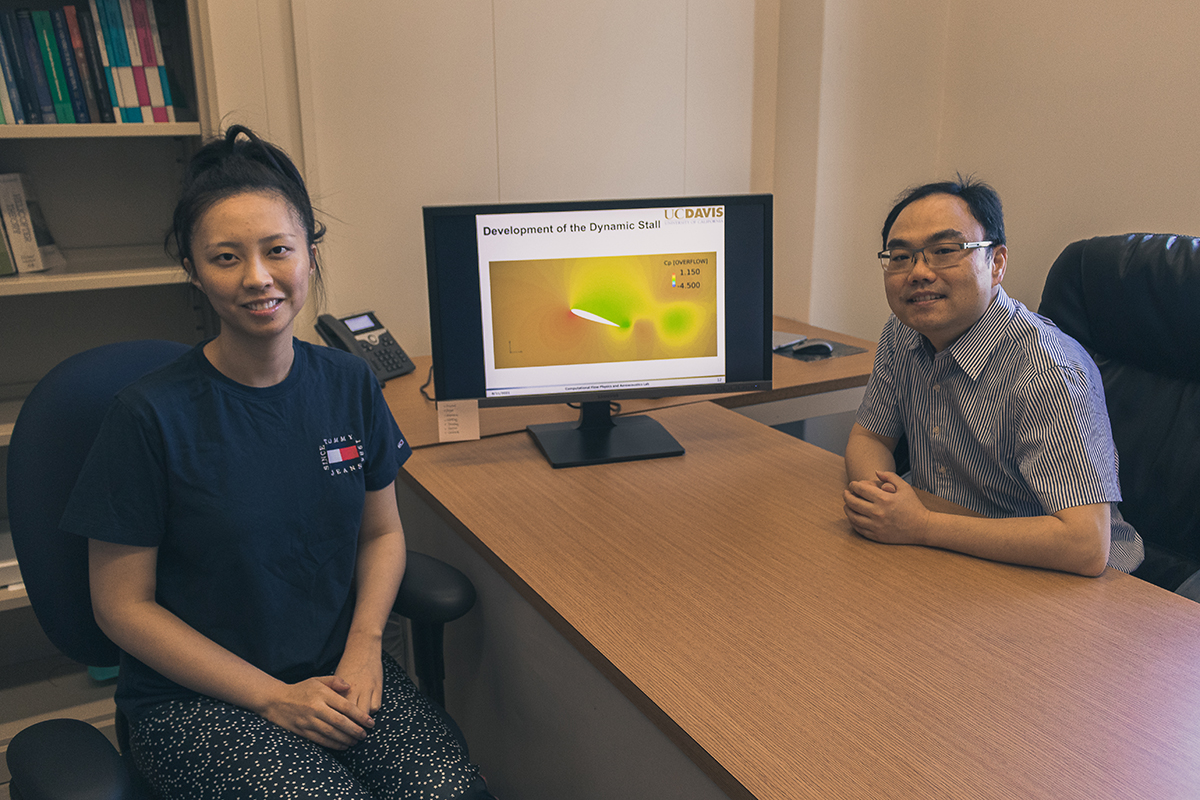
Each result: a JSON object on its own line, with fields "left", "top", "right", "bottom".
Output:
{"left": 7, "top": 340, "right": 191, "bottom": 666}
{"left": 1038, "top": 234, "right": 1200, "bottom": 568}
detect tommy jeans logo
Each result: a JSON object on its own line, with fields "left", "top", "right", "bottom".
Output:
{"left": 321, "top": 435, "right": 364, "bottom": 476}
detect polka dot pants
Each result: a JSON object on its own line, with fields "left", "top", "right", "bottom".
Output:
{"left": 129, "top": 654, "right": 494, "bottom": 799}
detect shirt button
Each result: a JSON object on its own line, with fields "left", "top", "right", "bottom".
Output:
{"left": 931, "top": 426, "right": 940, "bottom": 436}
{"left": 933, "top": 383, "right": 941, "bottom": 391}
{"left": 937, "top": 465, "right": 947, "bottom": 475}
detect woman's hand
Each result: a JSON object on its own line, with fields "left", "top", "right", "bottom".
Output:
{"left": 257, "top": 675, "right": 375, "bottom": 750}
{"left": 336, "top": 631, "right": 385, "bottom": 718}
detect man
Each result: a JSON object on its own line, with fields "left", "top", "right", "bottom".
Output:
{"left": 843, "top": 177, "right": 1143, "bottom": 577}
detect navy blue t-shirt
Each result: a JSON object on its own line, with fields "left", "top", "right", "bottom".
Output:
{"left": 61, "top": 339, "right": 412, "bottom": 722}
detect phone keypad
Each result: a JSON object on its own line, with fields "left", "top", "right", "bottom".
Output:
{"left": 358, "top": 331, "right": 414, "bottom": 378}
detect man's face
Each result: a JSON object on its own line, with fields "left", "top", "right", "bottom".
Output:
{"left": 883, "top": 193, "right": 1006, "bottom": 352}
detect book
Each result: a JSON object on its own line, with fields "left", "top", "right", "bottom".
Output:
{"left": 50, "top": 8, "right": 89, "bottom": 123}
{"left": 1, "top": 11, "right": 38, "bottom": 123}
{"left": 30, "top": 10, "right": 75, "bottom": 123}
{"left": 22, "top": 175, "right": 65, "bottom": 269}
{"left": 147, "top": 0, "right": 191, "bottom": 121}
{"left": 15, "top": 10, "right": 56, "bottom": 123}
{"left": 143, "top": 0, "right": 173, "bottom": 121}
{"left": 95, "top": 0, "right": 139, "bottom": 121}
{"left": 114, "top": 0, "right": 148, "bottom": 121}
{"left": 129, "top": 0, "right": 165, "bottom": 121}
{"left": 0, "top": 173, "right": 42, "bottom": 271}
{"left": 0, "top": 221, "right": 16, "bottom": 276}
{"left": 79, "top": 2, "right": 118, "bottom": 123}
{"left": 63, "top": 6, "right": 103, "bottom": 124}
{"left": 0, "top": 174, "right": 65, "bottom": 272}
{"left": 0, "top": 20, "right": 23, "bottom": 123}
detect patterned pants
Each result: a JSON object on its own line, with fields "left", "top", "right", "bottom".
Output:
{"left": 129, "top": 654, "right": 493, "bottom": 799}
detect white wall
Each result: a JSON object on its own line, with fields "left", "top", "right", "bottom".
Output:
{"left": 780, "top": 0, "right": 1200, "bottom": 342}
{"left": 938, "top": 0, "right": 1200, "bottom": 308}
{"left": 290, "top": 1, "right": 765, "bottom": 356}
{"left": 194, "top": 0, "right": 1200, "bottom": 349}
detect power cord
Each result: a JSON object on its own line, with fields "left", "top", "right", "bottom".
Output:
{"left": 419, "top": 365, "right": 435, "bottom": 402}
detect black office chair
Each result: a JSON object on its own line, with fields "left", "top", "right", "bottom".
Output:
{"left": 1038, "top": 233, "right": 1200, "bottom": 594}
{"left": 5, "top": 340, "right": 476, "bottom": 800}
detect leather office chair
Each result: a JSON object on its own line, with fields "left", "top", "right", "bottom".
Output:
{"left": 1038, "top": 233, "right": 1200, "bottom": 594}
{"left": 5, "top": 340, "right": 476, "bottom": 800}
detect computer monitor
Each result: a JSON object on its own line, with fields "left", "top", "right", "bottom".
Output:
{"left": 423, "top": 194, "right": 773, "bottom": 468}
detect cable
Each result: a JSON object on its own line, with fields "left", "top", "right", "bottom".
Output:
{"left": 419, "top": 365, "right": 435, "bottom": 402}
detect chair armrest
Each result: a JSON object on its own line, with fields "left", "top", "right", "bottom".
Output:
{"left": 394, "top": 551, "right": 476, "bottom": 625}
{"left": 6, "top": 718, "right": 134, "bottom": 800}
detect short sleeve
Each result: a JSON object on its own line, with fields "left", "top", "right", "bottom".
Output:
{"left": 1011, "top": 363, "right": 1122, "bottom": 513}
{"left": 855, "top": 318, "right": 905, "bottom": 440}
{"left": 362, "top": 375, "right": 412, "bottom": 492}
{"left": 60, "top": 395, "right": 169, "bottom": 547}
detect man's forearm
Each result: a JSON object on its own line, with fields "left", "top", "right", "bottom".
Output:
{"left": 918, "top": 504, "right": 1110, "bottom": 577}
{"left": 844, "top": 423, "right": 897, "bottom": 484}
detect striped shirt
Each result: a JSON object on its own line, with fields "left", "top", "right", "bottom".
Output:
{"left": 857, "top": 287, "right": 1143, "bottom": 572}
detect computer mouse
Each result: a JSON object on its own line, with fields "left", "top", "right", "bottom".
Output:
{"left": 793, "top": 340, "right": 834, "bottom": 356}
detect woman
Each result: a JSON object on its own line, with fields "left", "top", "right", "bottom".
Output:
{"left": 61, "top": 126, "right": 491, "bottom": 799}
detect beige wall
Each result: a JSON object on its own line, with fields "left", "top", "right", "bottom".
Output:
{"left": 938, "top": 0, "right": 1200, "bottom": 311}
{"left": 289, "top": 0, "right": 764, "bottom": 356}
{"left": 782, "top": 0, "right": 1200, "bottom": 342}
{"left": 201, "top": 0, "right": 1200, "bottom": 348}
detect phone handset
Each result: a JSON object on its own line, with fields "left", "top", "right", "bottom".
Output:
{"left": 315, "top": 311, "right": 415, "bottom": 384}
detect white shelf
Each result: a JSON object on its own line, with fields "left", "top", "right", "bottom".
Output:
{"left": 0, "top": 584, "right": 29, "bottom": 613}
{"left": 0, "top": 122, "right": 202, "bottom": 140}
{"left": 0, "top": 246, "right": 189, "bottom": 296}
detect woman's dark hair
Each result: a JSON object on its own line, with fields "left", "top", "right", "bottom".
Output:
{"left": 168, "top": 125, "right": 326, "bottom": 303}
{"left": 881, "top": 173, "right": 1005, "bottom": 250}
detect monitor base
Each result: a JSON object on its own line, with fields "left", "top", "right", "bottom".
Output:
{"left": 527, "top": 402, "right": 684, "bottom": 468}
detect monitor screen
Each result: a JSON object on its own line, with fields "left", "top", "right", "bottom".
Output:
{"left": 423, "top": 194, "right": 772, "bottom": 467}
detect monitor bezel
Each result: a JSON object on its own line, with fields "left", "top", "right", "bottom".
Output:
{"left": 423, "top": 193, "right": 773, "bottom": 409}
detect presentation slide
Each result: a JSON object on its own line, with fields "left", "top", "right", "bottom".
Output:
{"left": 477, "top": 206, "right": 726, "bottom": 397}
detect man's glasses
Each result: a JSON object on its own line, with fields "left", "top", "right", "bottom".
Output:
{"left": 877, "top": 241, "right": 993, "bottom": 273}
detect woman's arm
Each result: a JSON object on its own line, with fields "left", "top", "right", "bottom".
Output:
{"left": 89, "top": 539, "right": 375, "bottom": 748}
{"left": 334, "top": 482, "right": 408, "bottom": 717}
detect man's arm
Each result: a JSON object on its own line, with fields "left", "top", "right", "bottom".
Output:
{"left": 844, "top": 423, "right": 898, "bottom": 485}
{"left": 843, "top": 471, "right": 1111, "bottom": 576}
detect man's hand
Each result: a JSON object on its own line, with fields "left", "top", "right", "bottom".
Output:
{"left": 258, "top": 675, "right": 375, "bottom": 750}
{"left": 843, "top": 470, "right": 931, "bottom": 545}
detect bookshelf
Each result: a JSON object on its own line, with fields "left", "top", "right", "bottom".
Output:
{"left": 0, "top": 121, "right": 199, "bottom": 138}
{"left": 0, "top": 0, "right": 216, "bottom": 612}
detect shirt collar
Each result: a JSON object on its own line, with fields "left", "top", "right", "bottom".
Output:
{"left": 893, "top": 286, "right": 1017, "bottom": 380}
{"left": 946, "top": 286, "right": 1016, "bottom": 380}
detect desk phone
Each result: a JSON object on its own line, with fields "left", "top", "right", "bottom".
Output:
{"left": 316, "top": 311, "right": 415, "bottom": 384}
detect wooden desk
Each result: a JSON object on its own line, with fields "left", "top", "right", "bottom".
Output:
{"left": 382, "top": 317, "right": 875, "bottom": 448}
{"left": 398, "top": 401, "right": 1200, "bottom": 799}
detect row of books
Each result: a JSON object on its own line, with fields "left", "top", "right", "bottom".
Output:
{"left": 0, "top": 1, "right": 186, "bottom": 125}
{"left": 0, "top": 172, "right": 64, "bottom": 276}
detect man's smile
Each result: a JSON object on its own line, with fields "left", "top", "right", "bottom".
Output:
{"left": 905, "top": 291, "right": 946, "bottom": 305}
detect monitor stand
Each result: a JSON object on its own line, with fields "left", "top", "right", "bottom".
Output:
{"left": 527, "top": 401, "right": 685, "bottom": 468}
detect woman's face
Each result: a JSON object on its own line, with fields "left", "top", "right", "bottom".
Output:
{"left": 186, "top": 191, "right": 314, "bottom": 348}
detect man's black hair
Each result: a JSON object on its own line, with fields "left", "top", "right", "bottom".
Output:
{"left": 881, "top": 173, "right": 1005, "bottom": 249}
